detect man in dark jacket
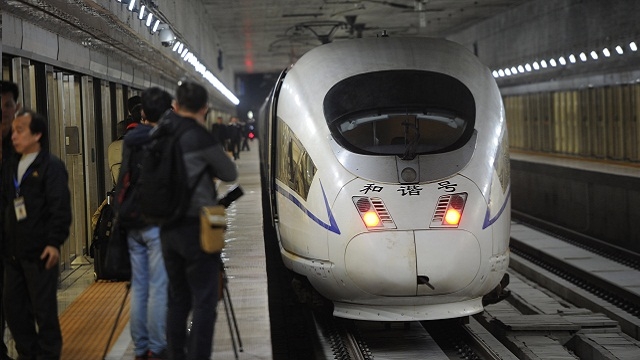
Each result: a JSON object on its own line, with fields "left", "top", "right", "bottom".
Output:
{"left": 1, "top": 110, "right": 71, "bottom": 360}
{"left": 1, "top": 80, "right": 21, "bottom": 360}
{"left": 210, "top": 116, "right": 228, "bottom": 149}
{"left": 115, "top": 88, "right": 172, "bottom": 360}
{"left": 159, "top": 81, "right": 236, "bottom": 360}
{"left": 227, "top": 116, "right": 242, "bottom": 160}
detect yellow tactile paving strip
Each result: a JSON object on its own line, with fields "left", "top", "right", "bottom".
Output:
{"left": 59, "top": 281, "right": 130, "bottom": 360}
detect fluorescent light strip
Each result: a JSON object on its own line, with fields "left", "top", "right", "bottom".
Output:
{"left": 494, "top": 38, "right": 639, "bottom": 78}
{"left": 110, "top": 0, "right": 239, "bottom": 106}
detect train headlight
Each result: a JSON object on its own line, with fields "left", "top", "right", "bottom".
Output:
{"left": 352, "top": 196, "right": 396, "bottom": 230}
{"left": 430, "top": 192, "right": 467, "bottom": 228}
{"left": 362, "top": 211, "right": 381, "bottom": 227}
{"left": 444, "top": 208, "right": 461, "bottom": 225}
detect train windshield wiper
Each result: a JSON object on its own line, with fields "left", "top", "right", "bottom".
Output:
{"left": 401, "top": 118, "right": 420, "bottom": 160}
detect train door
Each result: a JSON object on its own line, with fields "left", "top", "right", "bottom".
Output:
{"left": 11, "top": 57, "right": 37, "bottom": 111}
{"left": 81, "top": 76, "right": 100, "bottom": 253}
{"left": 49, "top": 71, "right": 88, "bottom": 270}
{"left": 99, "top": 79, "right": 114, "bottom": 197}
{"left": 8, "top": 59, "right": 88, "bottom": 271}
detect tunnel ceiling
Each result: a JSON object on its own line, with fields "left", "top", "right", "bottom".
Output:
{"left": 2, "top": 0, "right": 532, "bottom": 77}
{"left": 201, "top": 0, "right": 533, "bottom": 75}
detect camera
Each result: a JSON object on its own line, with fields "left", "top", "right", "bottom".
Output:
{"left": 159, "top": 28, "right": 176, "bottom": 47}
{"left": 218, "top": 186, "right": 244, "bottom": 208}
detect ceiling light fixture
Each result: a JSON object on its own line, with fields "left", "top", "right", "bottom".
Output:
{"left": 152, "top": 20, "right": 160, "bottom": 33}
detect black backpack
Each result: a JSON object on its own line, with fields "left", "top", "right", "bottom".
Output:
{"left": 137, "top": 115, "right": 197, "bottom": 225}
{"left": 90, "top": 196, "right": 131, "bottom": 281}
{"left": 113, "top": 143, "right": 145, "bottom": 228}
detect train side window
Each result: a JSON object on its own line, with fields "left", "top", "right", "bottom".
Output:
{"left": 275, "top": 118, "right": 317, "bottom": 200}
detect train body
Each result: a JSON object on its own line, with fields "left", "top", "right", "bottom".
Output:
{"left": 259, "top": 37, "right": 511, "bottom": 321}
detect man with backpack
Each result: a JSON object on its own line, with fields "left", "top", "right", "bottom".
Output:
{"left": 138, "top": 81, "right": 237, "bottom": 359}
{"left": 114, "top": 88, "right": 173, "bottom": 360}
{"left": 108, "top": 95, "right": 142, "bottom": 185}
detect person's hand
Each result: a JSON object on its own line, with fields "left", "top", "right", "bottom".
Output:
{"left": 41, "top": 245, "right": 60, "bottom": 269}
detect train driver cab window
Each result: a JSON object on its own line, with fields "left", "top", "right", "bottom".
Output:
{"left": 324, "top": 70, "right": 476, "bottom": 159}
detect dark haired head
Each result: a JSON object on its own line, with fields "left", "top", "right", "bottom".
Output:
{"left": 175, "top": 81, "right": 208, "bottom": 113}
{"left": 1, "top": 81, "right": 19, "bottom": 102}
{"left": 17, "top": 109, "right": 48, "bottom": 149}
{"left": 130, "top": 104, "right": 143, "bottom": 124}
{"left": 141, "top": 87, "right": 173, "bottom": 123}
{"left": 127, "top": 95, "right": 142, "bottom": 114}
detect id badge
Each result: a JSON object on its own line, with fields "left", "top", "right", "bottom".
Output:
{"left": 14, "top": 196, "right": 27, "bottom": 221}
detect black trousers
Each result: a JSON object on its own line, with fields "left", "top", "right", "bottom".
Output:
{"left": 161, "top": 221, "right": 220, "bottom": 360}
{"left": 229, "top": 140, "right": 240, "bottom": 160}
{"left": 3, "top": 258, "right": 61, "bottom": 360}
{"left": 0, "top": 259, "right": 8, "bottom": 359}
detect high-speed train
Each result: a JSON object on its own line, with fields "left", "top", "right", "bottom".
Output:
{"left": 258, "top": 36, "right": 511, "bottom": 321}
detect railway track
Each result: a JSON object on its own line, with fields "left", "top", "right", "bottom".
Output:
{"left": 303, "top": 220, "right": 640, "bottom": 359}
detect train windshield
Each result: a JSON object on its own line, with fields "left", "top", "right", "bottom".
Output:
{"left": 324, "top": 70, "right": 475, "bottom": 159}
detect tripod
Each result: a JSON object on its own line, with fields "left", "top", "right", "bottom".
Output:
{"left": 220, "top": 265, "right": 243, "bottom": 359}
{"left": 103, "top": 282, "right": 131, "bottom": 360}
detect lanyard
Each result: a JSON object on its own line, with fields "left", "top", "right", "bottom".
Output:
{"left": 13, "top": 168, "right": 33, "bottom": 197}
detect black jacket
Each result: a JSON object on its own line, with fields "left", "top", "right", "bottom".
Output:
{"left": 1, "top": 151, "right": 72, "bottom": 260}
{"left": 114, "top": 123, "right": 153, "bottom": 229}
{"left": 165, "top": 112, "right": 237, "bottom": 219}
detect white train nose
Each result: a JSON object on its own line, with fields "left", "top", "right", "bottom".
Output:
{"left": 344, "top": 230, "right": 481, "bottom": 296}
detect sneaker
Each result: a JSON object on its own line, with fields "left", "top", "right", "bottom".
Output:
{"left": 134, "top": 352, "right": 148, "bottom": 360}
{"left": 147, "top": 350, "right": 166, "bottom": 360}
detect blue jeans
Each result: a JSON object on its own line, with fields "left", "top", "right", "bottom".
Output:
{"left": 161, "top": 220, "right": 220, "bottom": 360}
{"left": 128, "top": 225, "right": 168, "bottom": 356}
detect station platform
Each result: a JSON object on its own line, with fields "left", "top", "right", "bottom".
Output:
{"left": 510, "top": 151, "right": 640, "bottom": 254}
{"left": 3, "top": 145, "right": 271, "bottom": 360}
{"left": 511, "top": 151, "right": 640, "bottom": 178}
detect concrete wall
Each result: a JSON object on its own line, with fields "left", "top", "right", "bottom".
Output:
{"left": 449, "top": 0, "right": 640, "bottom": 68}
{"left": 448, "top": 0, "right": 640, "bottom": 90}
{"left": 511, "top": 159, "right": 640, "bottom": 252}
{"left": 2, "top": 0, "right": 236, "bottom": 110}
{"left": 157, "top": 0, "right": 232, "bottom": 90}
